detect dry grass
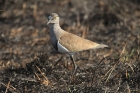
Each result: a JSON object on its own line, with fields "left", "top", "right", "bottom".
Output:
{"left": 0, "top": 0, "right": 140, "bottom": 92}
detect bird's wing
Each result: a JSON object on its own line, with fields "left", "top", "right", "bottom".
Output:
{"left": 59, "top": 32, "right": 100, "bottom": 52}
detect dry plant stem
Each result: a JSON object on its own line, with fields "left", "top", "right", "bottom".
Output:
{"left": 120, "top": 41, "right": 128, "bottom": 57}
{"left": 1, "top": 81, "right": 16, "bottom": 93}
{"left": 5, "top": 81, "right": 10, "bottom": 93}
{"left": 22, "top": 2, "right": 26, "bottom": 18}
{"left": 33, "top": 1, "right": 37, "bottom": 18}
{"left": 97, "top": 58, "right": 120, "bottom": 84}
{"left": 91, "top": 57, "right": 105, "bottom": 86}
{"left": 126, "top": 63, "right": 134, "bottom": 72}
{"left": 104, "top": 41, "right": 128, "bottom": 83}
{"left": 35, "top": 66, "right": 49, "bottom": 86}
{"left": 105, "top": 63, "right": 117, "bottom": 83}
{"left": 36, "top": 66, "right": 49, "bottom": 81}
{"left": 34, "top": 72, "right": 41, "bottom": 81}
{"left": 106, "top": 64, "right": 120, "bottom": 82}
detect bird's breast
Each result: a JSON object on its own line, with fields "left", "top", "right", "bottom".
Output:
{"left": 50, "top": 30, "right": 58, "bottom": 50}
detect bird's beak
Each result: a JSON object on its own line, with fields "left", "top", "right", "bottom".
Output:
{"left": 47, "top": 16, "right": 52, "bottom": 25}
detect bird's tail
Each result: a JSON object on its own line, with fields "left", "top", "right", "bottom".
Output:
{"left": 95, "top": 44, "right": 108, "bottom": 49}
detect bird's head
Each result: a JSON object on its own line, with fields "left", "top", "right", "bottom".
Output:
{"left": 47, "top": 13, "right": 59, "bottom": 25}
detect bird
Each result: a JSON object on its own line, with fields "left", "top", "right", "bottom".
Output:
{"left": 47, "top": 13, "right": 108, "bottom": 75}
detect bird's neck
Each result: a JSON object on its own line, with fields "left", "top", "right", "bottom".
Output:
{"left": 50, "top": 23, "right": 64, "bottom": 39}
{"left": 50, "top": 23, "right": 61, "bottom": 31}
{"left": 50, "top": 23, "right": 63, "bottom": 33}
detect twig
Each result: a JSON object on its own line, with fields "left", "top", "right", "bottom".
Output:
{"left": 104, "top": 41, "right": 128, "bottom": 82}
{"left": 35, "top": 66, "right": 49, "bottom": 86}
{"left": 5, "top": 80, "right": 10, "bottom": 93}
{"left": 1, "top": 81, "right": 16, "bottom": 93}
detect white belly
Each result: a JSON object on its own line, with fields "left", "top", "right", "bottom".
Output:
{"left": 57, "top": 41, "right": 75, "bottom": 55}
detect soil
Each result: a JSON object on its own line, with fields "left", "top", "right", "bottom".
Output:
{"left": 0, "top": 0, "right": 140, "bottom": 92}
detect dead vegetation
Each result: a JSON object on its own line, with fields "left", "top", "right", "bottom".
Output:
{"left": 0, "top": 0, "right": 140, "bottom": 92}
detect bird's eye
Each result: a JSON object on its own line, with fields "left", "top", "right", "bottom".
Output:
{"left": 54, "top": 17, "right": 57, "bottom": 20}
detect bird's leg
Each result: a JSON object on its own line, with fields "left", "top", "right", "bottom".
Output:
{"left": 70, "top": 55, "right": 77, "bottom": 75}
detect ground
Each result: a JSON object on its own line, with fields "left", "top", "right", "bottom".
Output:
{"left": 0, "top": 0, "right": 140, "bottom": 93}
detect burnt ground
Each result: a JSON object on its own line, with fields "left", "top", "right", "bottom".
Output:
{"left": 0, "top": 0, "right": 140, "bottom": 93}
